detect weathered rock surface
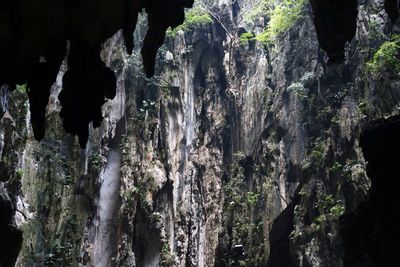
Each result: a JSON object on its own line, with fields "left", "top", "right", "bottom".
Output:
{"left": 0, "top": 0, "right": 400, "bottom": 267}
{"left": 0, "top": 0, "right": 193, "bottom": 146}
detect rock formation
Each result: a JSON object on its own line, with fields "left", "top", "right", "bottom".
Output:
{"left": 0, "top": 0, "right": 399, "bottom": 266}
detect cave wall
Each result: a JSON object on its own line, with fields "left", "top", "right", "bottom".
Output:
{"left": 0, "top": 0, "right": 400, "bottom": 266}
{"left": 1, "top": 0, "right": 393, "bottom": 148}
{"left": 341, "top": 115, "right": 400, "bottom": 267}
{"left": 0, "top": 0, "right": 193, "bottom": 146}
{"left": 0, "top": 186, "right": 22, "bottom": 267}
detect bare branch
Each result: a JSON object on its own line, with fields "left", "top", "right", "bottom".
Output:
{"left": 198, "top": 5, "right": 233, "bottom": 39}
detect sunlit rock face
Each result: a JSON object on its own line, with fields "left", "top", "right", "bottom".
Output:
{"left": 1, "top": 0, "right": 396, "bottom": 148}
{"left": 0, "top": 0, "right": 390, "bottom": 148}
{"left": 1, "top": 0, "right": 400, "bottom": 266}
{"left": 1, "top": 0, "right": 399, "bottom": 148}
{"left": 309, "top": 0, "right": 400, "bottom": 64}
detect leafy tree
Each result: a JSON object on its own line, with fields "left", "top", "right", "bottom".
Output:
{"left": 367, "top": 35, "right": 400, "bottom": 78}
{"left": 255, "top": 0, "right": 307, "bottom": 45}
{"left": 166, "top": 6, "right": 213, "bottom": 37}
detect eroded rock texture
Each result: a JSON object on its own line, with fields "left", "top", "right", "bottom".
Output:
{"left": 1, "top": 0, "right": 400, "bottom": 266}
{"left": 1, "top": 0, "right": 397, "bottom": 150}
{"left": 0, "top": 0, "right": 193, "bottom": 146}
{"left": 2, "top": 0, "right": 395, "bottom": 148}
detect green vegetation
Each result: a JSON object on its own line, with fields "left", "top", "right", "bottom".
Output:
{"left": 166, "top": 0, "right": 305, "bottom": 44}
{"left": 16, "top": 169, "right": 24, "bottom": 179}
{"left": 89, "top": 153, "right": 104, "bottom": 173}
{"left": 255, "top": 0, "right": 307, "bottom": 45}
{"left": 357, "top": 99, "right": 368, "bottom": 115}
{"left": 16, "top": 84, "right": 27, "bottom": 94}
{"left": 138, "top": 99, "right": 158, "bottom": 120}
{"left": 310, "top": 140, "right": 325, "bottom": 166}
{"left": 244, "top": 0, "right": 274, "bottom": 23}
{"left": 329, "top": 161, "right": 343, "bottom": 174}
{"left": 221, "top": 153, "right": 266, "bottom": 266}
{"left": 300, "top": 71, "right": 316, "bottom": 83}
{"left": 122, "top": 172, "right": 156, "bottom": 214}
{"left": 122, "top": 184, "right": 151, "bottom": 215}
{"left": 330, "top": 114, "right": 340, "bottom": 125}
{"left": 224, "top": 175, "right": 246, "bottom": 211}
{"left": 291, "top": 193, "right": 345, "bottom": 241}
{"left": 44, "top": 215, "right": 80, "bottom": 266}
{"left": 63, "top": 174, "right": 74, "bottom": 186}
{"left": 166, "top": 7, "right": 213, "bottom": 37}
{"left": 367, "top": 20, "right": 384, "bottom": 40}
{"left": 287, "top": 82, "right": 306, "bottom": 97}
{"left": 159, "top": 243, "right": 174, "bottom": 266}
{"left": 239, "top": 32, "right": 255, "bottom": 45}
{"left": 366, "top": 35, "right": 400, "bottom": 77}
{"left": 246, "top": 192, "right": 260, "bottom": 206}
{"left": 315, "top": 194, "right": 345, "bottom": 225}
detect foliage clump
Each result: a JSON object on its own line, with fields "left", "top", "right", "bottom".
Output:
{"left": 287, "top": 82, "right": 306, "bottom": 96}
{"left": 314, "top": 194, "right": 345, "bottom": 225}
{"left": 329, "top": 161, "right": 343, "bottom": 174}
{"left": 159, "top": 243, "right": 175, "bottom": 266}
{"left": 309, "top": 140, "right": 325, "bottom": 166}
{"left": 166, "top": 7, "right": 212, "bottom": 37}
{"left": 366, "top": 35, "right": 400, "bottom": 77}
{"left": 255, "top": 0, "right": 307, "bottom": 45}
{"left": 138, "top": 99, "right": 158, "bottom": 120}
{"left": 221, "top": 153, "right": 266, "bottom": 266}
{"left": 291, "top": 191, "right": 345, "bottom": 242}
{"left": 16, "top": 84, "right": 27, "bottom": 94}
{"left": 239, "top": 32, "right": 255, "bottom": 45}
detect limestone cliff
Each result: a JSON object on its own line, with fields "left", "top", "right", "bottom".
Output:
{"left": 1, "top": 0, "right": 400, "bottom": 266}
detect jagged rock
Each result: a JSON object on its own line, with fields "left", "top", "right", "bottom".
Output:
{"left": 0, "top": 0, "right": 193, "bottom": 146}
{"left": 1, "top": 0, "right": 400, "bottom": 267}
{"left": 309, "top": 0, "right": 358, "bottom": 63}
{"left": 341, "top": 115, "right": 400, "bottom": 267}
{"left": 1, "top": 0, "right": 395, "bottom": 147}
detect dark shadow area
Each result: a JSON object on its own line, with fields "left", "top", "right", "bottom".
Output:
{"left": 0, "top": 0, "right": 193, "bottom": 147}
{"left": 133, "top": 206, "right": 162, "bottom": 267}
{"left": 59, "top": 40, "right": 116, "bottom": 148}
{"left": 309, "top": 0, "right": 358, "bottom": 63}
{"left": 0, "top": 187, "right": 22, "bottom": 267}
{"left": 267, "top": 198, "right": 300, "bottom": 267}
{"left": 0, "top": 0, "right": 371, "bottom": 148}
{"left": 340, "top": 115, "right": 400, "bottom": 267}
{"left": 385, "top": 0, "right": 400, "bottom": 23}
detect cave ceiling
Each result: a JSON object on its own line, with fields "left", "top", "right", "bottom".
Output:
{"left": 0, "top": 0, "right": 398, "bottom": 147}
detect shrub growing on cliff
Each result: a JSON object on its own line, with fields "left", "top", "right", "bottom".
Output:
{"left": 239, "top": 32, "right": 255, "bottom": 45}
{"left": 159, "top": 243, "right": 175, "bottom": 266}
{"left": 138, "top": 99, "right": 158, "bottom": 120}
{"left": 287, "top": 82, "right": 306, "bottom": 97}
{"left": 16, "top": 84, "right": 27, "bottom": 94}
{"left": 329, "top": 161, "right": 343, "bottom": 174}
{"left": 166, "top": 7, "right": 212, "bottom": 37}
{"left": 366, "top": 35, "right": 400, "bottom": 77}
{"left": 315, "top": 194, "right": 345, "bottom": 225}
{"left": 256, "top": 0, "right": 307, "bottom": 45}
